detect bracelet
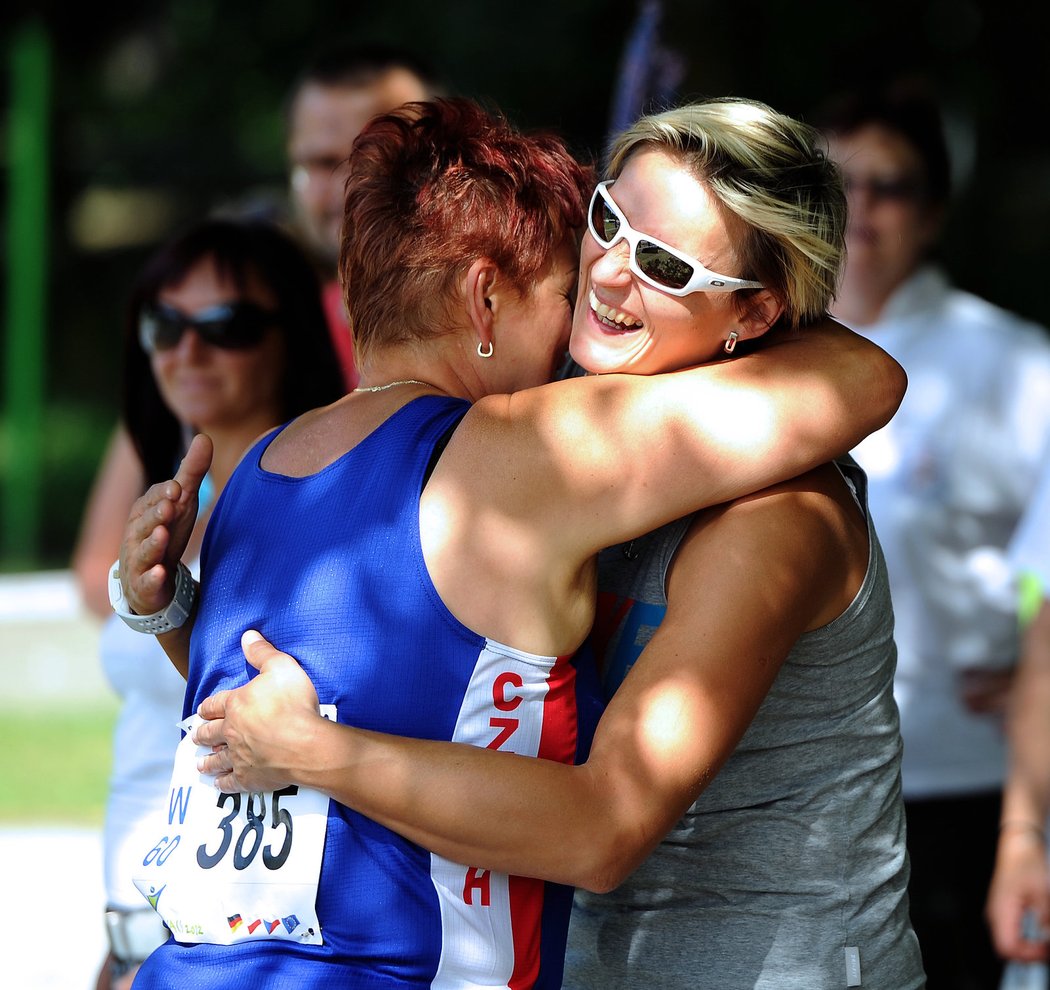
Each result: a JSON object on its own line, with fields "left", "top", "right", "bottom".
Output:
{"left": 999, "top": 820, "right": 1048, "bottom": 843}
{"left": 108, "top": 558, "right": 198, "bottom": 634}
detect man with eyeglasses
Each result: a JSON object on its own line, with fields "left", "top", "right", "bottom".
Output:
{"left": 817, "top": 81, "right": 1050, "bottom": 990}
{"left": 285, "top": 43, "right": 442, "bottom": 391}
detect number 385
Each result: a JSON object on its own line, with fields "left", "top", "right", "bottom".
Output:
{"left": 196, "top": 785, "right": 299, "bottom": 871}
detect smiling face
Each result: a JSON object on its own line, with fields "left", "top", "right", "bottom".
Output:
{"left": 569, "top": 148, "right": 761, "bottom": 376}
{"left": 149, "top": 256, "right": 286, "bottom": 434}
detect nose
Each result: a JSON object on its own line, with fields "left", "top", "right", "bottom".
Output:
{"left": 843, "top": 177, "right": 876, "bottom": 214}
{"left": 172, "top": 325, "right": 208, "bottom": 361}
{"left": 588, "top": 239, "right": 633, "bottom": 288}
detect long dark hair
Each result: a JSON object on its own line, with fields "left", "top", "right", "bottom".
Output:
{"left": 121, "top": 217, "right": 345, "bottom": 486}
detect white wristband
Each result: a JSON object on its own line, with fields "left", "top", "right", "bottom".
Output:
{"left": 108, "top": 558, "right": 198, "bottom": 634}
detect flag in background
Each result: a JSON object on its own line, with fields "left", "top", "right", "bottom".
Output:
{"left": 606, "top": 0, "right": 687, "bottom": 147}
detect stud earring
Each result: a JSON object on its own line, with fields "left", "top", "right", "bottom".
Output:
{"left": 723, "top": 331, "right": 739, "bottom": 355}
{"left": 477, "top": 340, "right": 494, "bottom": 359}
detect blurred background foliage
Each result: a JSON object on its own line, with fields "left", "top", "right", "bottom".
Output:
{"left": 1, "top": 0, "right": 1047, "bottom": 569}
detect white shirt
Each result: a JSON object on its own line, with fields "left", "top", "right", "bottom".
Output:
{"left": 848, "top": 266, "right": 1050, "bottom": 797}
{"left": 100, "top": 563, "right": 195, "bottom": 911}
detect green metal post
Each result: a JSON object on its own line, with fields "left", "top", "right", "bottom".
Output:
{"left": 2, "top": 20, "right": 51, "bottom": 566}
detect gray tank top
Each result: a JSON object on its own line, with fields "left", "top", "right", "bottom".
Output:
{"left": 565, "top": 458, "right": 925, "bottom": 989}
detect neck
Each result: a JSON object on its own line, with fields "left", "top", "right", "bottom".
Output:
{"left": 202, "top": 415, "right": 281, "bottom": 492}
{"left": 356, "top": 339, "right": 491, "bottom": 403}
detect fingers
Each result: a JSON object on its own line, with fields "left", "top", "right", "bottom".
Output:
{"left": 174, "top": 434, "right": 214, "bottom": 507}
{"left": 197, "top": 689, "right": 232, "bottom": 724}
{"left": 122, "top": 487, "right": 183, "bottom": 580}
{"left": 197, "top": 744, "right": 233, "bottom": 776}
{"left": 193, "top": 716, "right": 226, "bottom": 750}
{"left": 120, "top": 497, "right": 179, "bottom": 614}
{"left": 241, "top": 631, "right": 316, "bottom": 703}
{"left": 198, "top": 753, "right": 265, "bottom": 796}
{"left": 118, "top": 441, "right": 210, "bottom": 615}
{"left": 213, "top": 772, "right": 244, "bottom": 795}
{"left": 241, "top": 629, "right": 282, "bottom": 672}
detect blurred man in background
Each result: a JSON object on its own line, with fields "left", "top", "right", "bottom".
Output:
{"left": 285, "top": 43, "right": 443, "bottom": 388}
{"left": 817, "top": 81, "right": 1050, "bottom": 989}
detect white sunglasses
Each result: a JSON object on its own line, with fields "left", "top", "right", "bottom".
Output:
{"left": 587, "top": 181, "right": 764, "bottom": 296}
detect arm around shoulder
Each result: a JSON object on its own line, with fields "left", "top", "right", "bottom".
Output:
{"left": 448, "top": 318, "right": 907, "bottom": 581}
{"left": 463, "top": 318, "right": 906, "bottom": 561}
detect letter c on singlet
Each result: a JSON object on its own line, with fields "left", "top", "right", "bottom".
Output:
{"left": 492, "top": 671, "right": 524, "bottom": 712}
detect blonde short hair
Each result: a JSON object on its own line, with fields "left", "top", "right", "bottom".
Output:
{"left": 608, "top": 98, "right": 845, "bottom": 330}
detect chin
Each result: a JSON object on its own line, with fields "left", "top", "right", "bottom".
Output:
{"left": 568, "top": 338, "right": 605, "bottom": 375}
{"left": 572, "top": 337, "right": 652, "bottom": 377}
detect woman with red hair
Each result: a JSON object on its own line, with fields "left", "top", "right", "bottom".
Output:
{"left": 116, "top": 98, "right": 902, "bottom": 988}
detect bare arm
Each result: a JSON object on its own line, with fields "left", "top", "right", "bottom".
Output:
{"left": 72, "top": 425, "right": 145, "bottom": 618}
{"left": 461, "top": 318, "right": 904, "bottom": 565}
{"left": 197, "top": 469, "right": 857, "bottom": 890}
{"left": 987, "top": 595, "right": 1050, "bottom": 961}
{"left": 117, "top": 433, "right": 213, "bottom": 678}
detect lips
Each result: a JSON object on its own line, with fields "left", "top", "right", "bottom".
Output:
{"left": 589, "top": 290, "right": 643, "bottom": 332}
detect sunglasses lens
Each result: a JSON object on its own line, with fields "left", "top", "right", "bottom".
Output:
{"left": 636, "top": 241, "right": 694, "bottom": 291}
{"left": 139, "top": 306, "right": 184, "bottom": 352}
{"left": 194, "top": 305, "right": 268, "bottom": 349}
{"left": 844, "top": 175, "right": 923, "bottom": 202}
{"left": 139, "top": 303, "right": 273, "bottom": 353}
{"left": 590, "top": 192, "right": 620, "bottom": 246}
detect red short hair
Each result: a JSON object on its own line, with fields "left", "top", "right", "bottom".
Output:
{"left": 340, "top": 98, "right": 593, "bottom": 359}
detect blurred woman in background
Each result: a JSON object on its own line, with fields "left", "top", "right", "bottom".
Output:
{"left": 74, "top": 217, "right": 342, "bottom": 989}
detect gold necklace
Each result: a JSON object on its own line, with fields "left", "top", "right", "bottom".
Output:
{"left": 353, "top": 379, "right": 438, "bottom": 393}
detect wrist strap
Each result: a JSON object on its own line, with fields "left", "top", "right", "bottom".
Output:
{"left": 108, "top": 558, "right": 197, "bottom": 634}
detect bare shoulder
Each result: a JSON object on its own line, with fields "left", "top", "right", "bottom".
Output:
{"left": 443, "top": 377, "right": 618, "bottom": 498}
{"left": 710, "top": 462, "right": 864, "bottom": 532}
{"left": 671, "top": 463, "right": 868, "bottom": 631}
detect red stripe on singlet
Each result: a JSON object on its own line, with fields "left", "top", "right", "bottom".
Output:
{"left": 506, "top": 653, "right": 578, "bottom": 990}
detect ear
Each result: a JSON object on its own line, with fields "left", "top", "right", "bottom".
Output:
{"left": 735, "top": 289, "right": 784, "bottom": 343}
{"left": 463, "top": 258, "right": 499, "bottom": 346}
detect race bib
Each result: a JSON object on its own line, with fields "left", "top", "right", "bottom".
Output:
{"left": 132, "top": 708, "right": 333, "bottom": 946}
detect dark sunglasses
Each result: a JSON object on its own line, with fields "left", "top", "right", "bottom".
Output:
{"left": 587, "top": 181, "right": 763, "bottom": 296}
{"left": 139, "top": 301, "right": 280, "bottom": 353}
{"left": 842, "top": 174, "right": 925, "bottom": 203}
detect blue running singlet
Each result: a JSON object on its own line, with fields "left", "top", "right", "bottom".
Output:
{"left": 136, "top": 396, "right": 599, "bottom": 989}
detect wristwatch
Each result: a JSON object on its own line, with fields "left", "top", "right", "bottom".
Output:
{"left": 108, "top": 558, "right": 198, "bottom": 634}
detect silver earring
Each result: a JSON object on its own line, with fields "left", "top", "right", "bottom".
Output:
{"left": 477, "top": 340, "right": 494, "bottom": 359}
{"left": 723, "top": 331, "right": 739, "bottom": 355}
